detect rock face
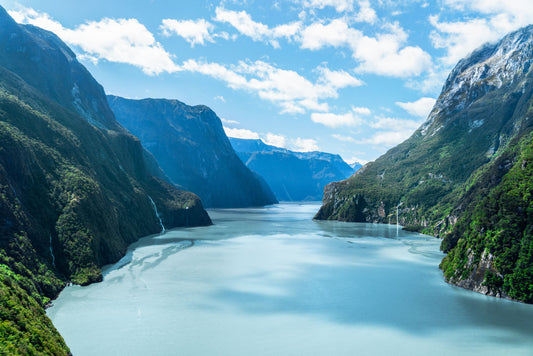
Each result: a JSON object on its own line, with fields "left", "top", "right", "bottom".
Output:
{"left": 439, "top": 132, "right": 533, "bottom": 303}
{"left": 107, "top": 96, "right": 278, "bottom": 208}
{"left": 0, "top": 9, "right": 119, "bottom": 131}
{"left": 230, "top": 138, "right": 357, "bottom": 201}
{"left": 316, "top": 25, "right": 533, "bottom": 303}
{"left": 0, "top": 7, "right": 211, "bottom": 353}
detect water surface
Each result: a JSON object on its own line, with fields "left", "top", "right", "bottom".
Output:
{"left": 48, "top": 203, "right": 533, "bottom": 355}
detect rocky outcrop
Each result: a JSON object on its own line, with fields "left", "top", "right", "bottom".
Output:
{"left": 448, "top": 249, "right": 500, "bottom": 297}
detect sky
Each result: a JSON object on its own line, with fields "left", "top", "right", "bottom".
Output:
{"left": 3, "top": 0, "right": 533, "bottom": 164}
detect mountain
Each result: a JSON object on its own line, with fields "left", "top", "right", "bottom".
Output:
{"left": 350, "top": 162, "right": 363, "bottom": 171}
{"left": 0, "top": 7, "right": 211, "bottom": 354}
{"left": 315, "top": 25, "right": 533, "bottom": 303}
{"left": 230, "top": 138, "right": 357, "bottom": 201}
{"left": 107, "top": 96, "right": 278, "bottom": 208}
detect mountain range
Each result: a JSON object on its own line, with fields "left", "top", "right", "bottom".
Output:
{"left": 1, "top": 3, "right": 533, "bottom": 354}
{"left": 107, "top": 96, "right": 277, "bottom": 208}
{"left": 316, "top": 25, "right": 533, "bottom": 303}
{"left": 230, "top": 138, "right": 358, "bottom": 201}
{"left": 0, "top": 7, "right": 211, "bottom": 354}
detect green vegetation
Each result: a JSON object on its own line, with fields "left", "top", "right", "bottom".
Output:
{"left": 0, "top": 11, "right": 210, "bottom": 352}
{"left": 316, "top": 106, "right": 533, "bottom": 302}
{"left": 0, "top": 69, "right": 210, "bottom": 350}
{"left": 0, "top": 263, "right": 70, "bottom": 355}
{"left": 315, "top": 30, "right": 533, "bottom": 302}
{"left": 440, "top": 133, "right": 533, "bottom": 302}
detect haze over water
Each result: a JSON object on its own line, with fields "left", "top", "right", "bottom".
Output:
{"left": 48, "top": 203, "right": 533, "bottom": 355}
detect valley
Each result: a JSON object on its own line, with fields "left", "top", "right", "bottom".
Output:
{"left": 0, "top": 2, "right": 532, "bottom": 355}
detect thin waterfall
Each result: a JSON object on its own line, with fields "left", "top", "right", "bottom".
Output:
{"left": 49, "top": 233, "right": 56, "bottom": 268}
{"left": 148, "top": 196, "right": 166, "bottom": 234}
{"left": 396, "top": 201, "right": 403, "bottom": 235}
{"left": 396, "top": 205, "right": 399, "bottom": 227}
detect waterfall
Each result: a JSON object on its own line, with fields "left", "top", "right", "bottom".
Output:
{"left": 396, "top": 205, "right": 399, "bottom": 227}
{"left": 148, "top": 196, "right": 166, "bottom": 234}
{"left": 49, "top": 233, "right": 56, "bottom": 268}
{"left": 396, "top": 201, "right": 403, "bottom": 235}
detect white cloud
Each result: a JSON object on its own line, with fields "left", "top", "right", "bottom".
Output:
{"left": 215, "top": 7, "right": 270, "bottom": 41}
{"left": 10, "top": 8, "right": 361, "bottom": 112}
{"left": 430, "top": 0, "right": 533, "bottom": 65}
{"left": 160, "top": 18, "right": 214, "bottom": 47}
{"left": 396, "top": 97, "right": 436, "bottom": 118}
{"left": 369, "top": 116, "right": 421, "bottom": 130}
{"left": 406, "top": 67, "right": 449, "bottom": 94}
{"left": 429, "top": 16, "right": 503, "bottom": 66}
{"left": 301, "top": 0, "right": 356, "bottom": 12}
{"left": 224, "top": 127, "right": 317, "bottom": 152}
{"left": 311, "top": 106, "right": 369, "bottom": 128}
{"left": 221, "top": 117, "right": 239, "bottom": 124}
{"left": 180, "top": 59, "right": 244, "bottom": 85}
{"left": 317, "top": 66, "right": 364, "bottom": 89}
{"left": 9, "top": 8, "right": 177, "bottom": 75}
{"left": 358, "top": 130, "right": 409, "bottom": 146}
{"left": 311, "top": 110, "right": 362, "bottom": 128}
{"left": 332, "top": 134, "right": 356, "bottom": 142}
{"left": 346, "top": 156, "right": 369, "bottom": 164}
{"left": 179, "top": 59, "right": 362, "bottom": 114}
{"left": 300, "top": 18, "right": 352, "bottom": 50}
{"left": 272, "top": 22, "right": 302, "bottom": 39}
{"left": 353, "top": 106, "right": 371, "bottom": 115}
{"left": 214, "top": 7, "right": 301, "bottom": 47}
{"left": 264, "top": 133, "right": 287, "bottom": 148}
{"left": 353, "top": 1, "right": 377, "bottom": 24}
{"left": 293, "top": 137, "right": 319, "bottom": 151}
{"left": 300, "top": 19, "right": 432, "bottom": 78}
{"left": 224, "top": 127, "right": 260, "bottom": 139}
{"left": 358, "top": 116, "right": 423, "bottom": 146}
{"left": 444, "top": 0, "right": 533, "bottom": 19}
{"left": 352, "top": 22, "right": 433, "bottom": 77}
{"left": 9, "top": 7, "right": 64, "bottom": 34}
{"left": 11, "top": 6, "right": 431, "bottom": 82}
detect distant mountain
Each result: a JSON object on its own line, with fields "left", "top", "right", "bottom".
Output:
{"left": 0, "top": 7, "right": 210, "bottom": 353}
{"left": 316, "top": 25, "right": 533, "bottom": 303}
{"left": 107, "top": 96, "right": 278, "bottom": 208}
{"left": 230, "top": 138, "right": 357, "bottom": 201}
{"left": 350, "top": 162, "right": 363, "bottom": 171}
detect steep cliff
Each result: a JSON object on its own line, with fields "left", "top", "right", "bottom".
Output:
{"left": 107, "top": 96, "right": 277, "bottom": 208}
{"left": 316, "top": 25, "right": 533, "bottom": 302}
{"left": 0, "top": 7, "right": 210, "bottom": 353}
{"left": 439, "top": 131, "right": 533, "bottom": 302}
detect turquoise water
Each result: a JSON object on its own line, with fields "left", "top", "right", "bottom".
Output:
{"left": 47, "top": 203, "right": 533, "bottom": 355}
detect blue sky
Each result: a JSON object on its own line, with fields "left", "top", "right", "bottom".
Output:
{"left": 4, "top": 0, "right": 533, "bottom": 163}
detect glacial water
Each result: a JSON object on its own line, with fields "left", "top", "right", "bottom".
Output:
{"left": 47, "top": 203, "right": 533, "bottom": 355}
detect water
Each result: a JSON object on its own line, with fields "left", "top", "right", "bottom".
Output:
{"left": 47, "top": 203, "right": 533, "bottom": 356}
{"left": 148, "top": 195, "right": 166, "bottom": 233}
{"left": 49, "top": 233, "right": 56, "bottom": 268}
{"left": 396, "top": 201, "right": 402, "bottom": 233}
